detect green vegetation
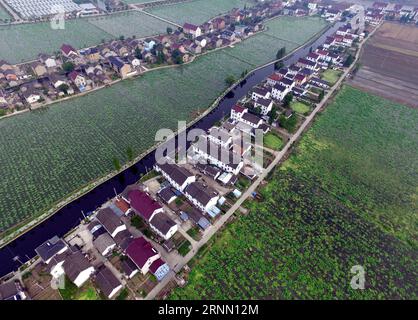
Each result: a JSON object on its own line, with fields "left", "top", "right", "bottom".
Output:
{"left": 0, "top": 11, "right": 174, "bottom": 63}
{"left": 116, "top": 288, "right": 129, "bottom": 300}
{"left": 187, "top": 227, "right": 201, "bottom": 241}
{"left": 290, "top": 101, "right": 310, "bottom": 114}
{"left": 321, "top": 69, "right": 342, "bottom": 85}
{"left": 263, "top": 132, "right": 284, "bottom": 151}
{"left": 59, "top": 278, "right": 100, "bottom": 300}
{"left": 279, "top": 113, "right": 298, "bottom": 133}
{"left": 169, "top": 86, "right": 418, "bottom": 300}
{"left": 146, "top": 0, "right": 256, "bottom": 25}
{"left": 178, "top": 240, "right": 192, "bottom": 256}
{"left": 0, "top": 16, "right": 328, "bottom": 233}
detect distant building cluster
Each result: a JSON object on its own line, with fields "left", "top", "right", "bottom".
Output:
{"left": 4, "top": 0, "right": 81, "bottom": 19}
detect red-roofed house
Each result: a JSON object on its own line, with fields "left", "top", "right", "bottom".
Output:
{"left": 68, "top": 71, "right": 86, "bottom": 88}
{"left": 231, "top": 104, "right": 248, "bottom": 121}
{"left": 126, "top": 237, "right": 161, "bottom": 275}
{"left": 114, "top": 198, "right": 131, "bottom": 216}
{"left": 266, "top": 73, "right": 283, "bottom": 86}
{"left": 127, "top": 190, "right": 163, "bottom": 222}
{"left": 183, "top": 23, "right": 202, "bottom": 38}
{"left": 149, "top": 258, "right": 170, "bottom": 281}
{"left": 61, "top": 44, "right": 78, "bottom": 58}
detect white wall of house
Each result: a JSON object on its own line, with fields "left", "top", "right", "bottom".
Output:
{"left": 150, "top": 223, "right": 178, "bottom": 241}
{"left": 140, "top": 254, "right": 160, "bottom": 275}
{"left": 111, "top": 225, "right": 127, "bottom": 238}
{"left": 108, "top": 284, "right": 123, "bottom": 299}
{"left": 271, "top": 86, "right": 290, "bottom": 101}
{"left": 73, "top": 266, "right": 95, "bottom": 287}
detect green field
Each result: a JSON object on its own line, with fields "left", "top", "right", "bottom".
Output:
{"left": 146, "top": 0, "right": 256, "bottom": 25}
{"left": 0, "top": 6, "right": 11, "bottom": 20}
{"left": 0, "top": 16, "right": 327, "bottom": 233}
{"left": 290, "top": 101, "right": 310, "bottom": 114}
{"left": 222, "top": 16, "right": 328, "bottom": 67}
{"left": 0, "top": 11, "right": 174, "bottom": 64}
{"left": 263, "top": 132, "right": 283, "bottom": 151}
{"left": 169, "top": 86, "right": 418, "bottom": 299}
{"left": 321, "top": 69, "right": 342, "bottom": 85}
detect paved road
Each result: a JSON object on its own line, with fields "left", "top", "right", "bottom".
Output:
{"left": 144, "top": 25, "right": 379, "bottom": 300}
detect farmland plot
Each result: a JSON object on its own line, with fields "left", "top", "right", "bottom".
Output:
{"left": 86, "top": 11, "right": 175, "bottom": 38}
{"left": 146, "top": 0, "right": 256, "bottom": 25}
{"left": 0, "top": 16, "right": 327, "bottom": 233}
{"left": 224, "top": 17, "right": 327, "bottom": 66}
{"left": 170, "top": 87, "right": 418, "bottom": 300}
{"left": 0, "top": 20, "right": 113, "bottom": 63}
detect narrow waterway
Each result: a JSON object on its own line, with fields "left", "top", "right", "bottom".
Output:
{"left": 0, "top": 22, "right": 342, "bottom": 278}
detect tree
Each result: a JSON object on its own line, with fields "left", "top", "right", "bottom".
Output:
{"left": 112, "top": 157, "right": 121, "bottom": 171}
{"left": 225, "top": 75, "right": 236, "bottom": 86}
{"left": 318, "top": 90, "right": 325, "bottom": 102}
{"left": 279, "top": 114, "right": 297, "bottom": 133}
{"left": 119, "top": 35, "right": 125, "bottom": 41}
{"left": 268, "top": 105, "right": 278, "bottom": 125}
{"left": 241, "top": 69, "right": 248, "bottom": 78}
{"left": 126, "top": 147, "right": 134, "bottom": 161}
{"left": 343, "top": 54, "right": 354, "bottom": 67}
{"left": 275, "top": 61, "right": 284, "bottom": 69}
{"left": 58, "top": 83, "right": 69, "bottom": 94}
{"left": 62, "top": 61, "right": 74, "bottom": 72}
{"left": 171, "top": 49, "right": 183, "bottom": 64}
{"left": 166, "top": 27, "right": 173, "bottom": 34}
{"left": 134, "top": 47, "right": 142, "bottom": 60}
{"left": 283, "top": 93, "right": 293, "bottom": 108}
{"left": 276, "top": 47, "right": 286, "bottom": 60}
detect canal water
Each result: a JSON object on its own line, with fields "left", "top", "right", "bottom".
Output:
{"left": 0, "top": 22, "right": 342, "bottom": 278}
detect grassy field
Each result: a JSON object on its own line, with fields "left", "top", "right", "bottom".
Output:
{"left": 223, "top": 17, "right": 328, "bottom": 67}
{"left": 321, "top": 69, "right": 342, "bottom": 85}
{"left": 263, "top": 132, "right": 283, "bottom": 151}
{"left": 0, "top": 11, "right": 174, "bottom": 63}
{"left": 146, "top": 0, "right": 256, "bottom": 25}
{"left": 291, "top": 101, "right": 310, "bottom": 114}
{"left": 0, "top": 16, "right": 327, "bottom": 233}
{"left": 169, "top": 86, "right": 418, "bottom": 299}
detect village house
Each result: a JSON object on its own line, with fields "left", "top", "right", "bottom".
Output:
{"left": 271, "top": 83, "right": 291, "bottom": 101}
{"left": 35, "top": 236, "right": 68, "bottom": 264}
{"left": 31, "top": 62, "right": 47, "bottom": 77}
{"left": 254, "top": 97, "right": 274, "bottom": 115}
{"left": 230, "top": 104, "right": 248, "bottom": 121}
{"left": 96, "top": 207, "right": 127, "bottom": 238}
{"left": 126, "top": 237, "right": 169, "bottom": 280}
{"left": 149, "top": 211, "right": 178, "bottom": 240}
{"left": 50, "top": 250, "right": 95, "bottom": 287}
{"left": 251, "top": 87, "right": 271, "bottom": 102}
{"left": 68, "top": 71, "right": 87, "bottom": 90}
{"left": 192, "top": 136, "right": 244, "bottom": 175}
{"left": 207, "top": 126, "right": 233, "bottom": 148}
{"left": 184, "top": 181, "right": 220, "bottom": 214}
{"left": 61, "top": 44, "right": 78, "bottom": 59}
{"left": 94, "top": 265, "right": 123, "bottom": 299}
{"left": 0, "top": 280, "right": 27, "bottom": 300}
{"left": 183, "top": 23, "right": 202, "bottom": 38}
{"left": 154, "top": 162, "right": 196, "bottom": 192}
{"left": 108, "top": 56, "right": 133, "bottom": 79}
{"left": 93, "top": 233, "right": 116, "bottom": 256}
